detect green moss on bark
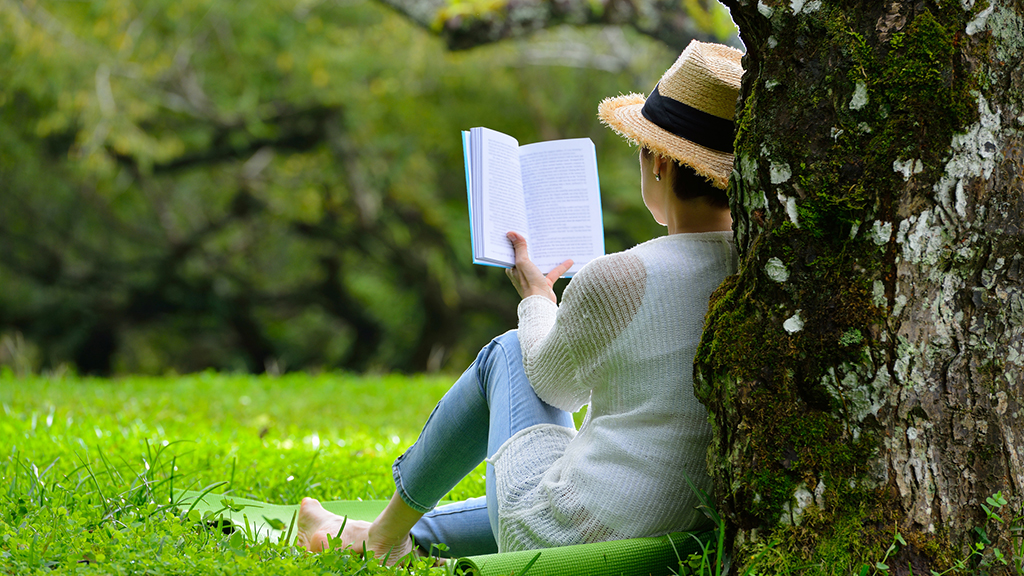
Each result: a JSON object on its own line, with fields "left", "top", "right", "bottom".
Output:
{"left": 744, "top": 486, "right": 960, "bottom": 575}
{"left": 698, "top": 1, "right": 990, "bottom": 571}
{"left": 695, "top": 225, "right": 882, "bottom": 524}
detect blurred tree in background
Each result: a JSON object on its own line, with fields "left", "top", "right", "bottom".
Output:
{"left": 0, "top": 0, "right": 736, "bottom": 375}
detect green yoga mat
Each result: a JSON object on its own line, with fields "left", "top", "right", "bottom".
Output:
{"left": 176, "top": 489, "right": 393, "bottom": 545}
{"left": 175, "top": 490, "right": 714, "bottom": 576}
{"left": 452, "top": 531, "right": 714, "bottom": 576}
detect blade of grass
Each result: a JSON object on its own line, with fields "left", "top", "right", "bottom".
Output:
{"left": 94, "top": 443, "right": 124, "bottom": 486}
{"left": 182, "top": 481, "right": 229, "bottom": 516}
{"left": 74, "top": 453, "right": 109, "bottom": 514}
{"left": 334, "top": 515, "right": 349, "bottom": 547}
{"left": 518, "top": 552, "right": 542, "bottom": 576}
{"left": 680, "top": 469, "right": 725, "bottom": 576}
{"left": 169, "top": 455, "right": 175, "bottom": 505}
{"left": 683, "top": 532, "right": 714, "bottom": 574}
{"left": 7, "top": 448, "right": 21, "bottom": 499}
{"left": 284, "top": 509, "right": 297, "bottom": 545}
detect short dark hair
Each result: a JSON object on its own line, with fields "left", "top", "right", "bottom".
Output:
{"left": 643, "top": 147, "right": 729, "bottom": 209}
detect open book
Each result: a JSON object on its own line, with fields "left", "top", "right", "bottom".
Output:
{"left": 462, "top": 127, "right": 605, "bottom": 276}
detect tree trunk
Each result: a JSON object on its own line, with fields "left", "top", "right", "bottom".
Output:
{"left": 694, "top": 0, "right": 1024, "bottom": 572}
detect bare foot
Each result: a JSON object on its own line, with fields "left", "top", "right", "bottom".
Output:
{"left": 295, "top": 498, "right": 414, "bottom": 565}
{"left": 295, "top": 497, "right": 367, "bottom": 552}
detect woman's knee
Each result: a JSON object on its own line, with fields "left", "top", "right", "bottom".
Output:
{"left": 474, "top": 330, "right": 525, "bottom": 398}
{"left": 491, "top": 330, "right": 520, "bottom": 352}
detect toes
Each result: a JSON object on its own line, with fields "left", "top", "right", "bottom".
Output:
{"left": 298, "top": 498, "right": 332, "bottom": 528}
{"left": 297, "top": 526, "right": 332, "bottom": 552}
{"left": 299, "top": 497, "right": 325, "bottom": 515}
{"left": 296, "top": 498, "right": 329, "bottom": 550}
{"left": 309, "top": 529, "right": 332, "bottom": 552}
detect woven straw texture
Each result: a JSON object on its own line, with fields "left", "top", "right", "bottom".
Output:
{"left": 598, "top": 40, "right": 743, "bottom": 189}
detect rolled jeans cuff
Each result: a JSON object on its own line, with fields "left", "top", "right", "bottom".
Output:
{"left": 392, "top": 454, "right": 436, "bottom": 514}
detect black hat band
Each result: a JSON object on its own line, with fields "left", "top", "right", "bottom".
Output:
{"left": 641, "top": 84, "right": 735, "bottom": 154}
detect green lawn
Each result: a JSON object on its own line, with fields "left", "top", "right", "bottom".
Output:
{"left": 0, "top": 370, "right": 484, "bottom": 574}
{"left": 13, "top": 371, "right": 1006, "bottom": 575}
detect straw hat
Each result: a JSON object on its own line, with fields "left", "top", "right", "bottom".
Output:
{"left": 598, "top": 40, "right": 743, "bottom": 190}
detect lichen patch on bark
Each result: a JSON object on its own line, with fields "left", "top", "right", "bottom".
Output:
{"left": 702, "top": 0, "right": 1024, "bottom": 571}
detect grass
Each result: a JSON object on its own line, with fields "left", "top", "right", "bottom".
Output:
{"left": 0, "top": 369, "right": 486, "bottom": 574}
{"left": 5, "top": 369, "right": 1021, "bottom": 575}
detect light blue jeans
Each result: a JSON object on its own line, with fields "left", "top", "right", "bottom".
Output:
{"left": 396, "top": 330, "right": 575, "bottom": 557}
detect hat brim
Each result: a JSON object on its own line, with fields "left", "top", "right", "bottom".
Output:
{"left": 598, "top": 93, "right": 733, "bottom": 190}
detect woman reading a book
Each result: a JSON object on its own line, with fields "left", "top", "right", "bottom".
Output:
{"left": 297, "top": 40, "right": 743, "bottom": 562}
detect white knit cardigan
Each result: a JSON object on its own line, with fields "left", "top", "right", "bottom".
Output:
{"left": 489, "top": 231, "right": 738, "bottom": 552}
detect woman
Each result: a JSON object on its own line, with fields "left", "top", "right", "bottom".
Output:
{"left": 296, "top": 39, "right": 743, "bottom": 561}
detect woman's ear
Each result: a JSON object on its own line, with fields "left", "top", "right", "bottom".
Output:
{"left": 653, "top": 155, "right": 674, "bottom": 182}
{"left": 641, "top": 153, "right": 669, "bottom": 226}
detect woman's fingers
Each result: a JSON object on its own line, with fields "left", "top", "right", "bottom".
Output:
{"left": 546, "top": 259, "right": 574, "bottom": 283}
{"left": 505, "top": 232, "right": 573, "bottom": 303}
{"left": 507, "top": 231, "right": 529, "bottom": 265}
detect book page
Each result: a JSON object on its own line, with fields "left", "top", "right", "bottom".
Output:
{"left": 519, "top": 138, "right": 604, "bottom": 275}
{"left": 476, "top": 128, "right": 529, "bottom": 267}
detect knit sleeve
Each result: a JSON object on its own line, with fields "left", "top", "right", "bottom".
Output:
{"left": 517, "top": 252, "right": 648, "bottom": 412}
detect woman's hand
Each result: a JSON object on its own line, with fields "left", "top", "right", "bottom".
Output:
{"left": 505, "top": 231, "right": 573, "bottom": 304}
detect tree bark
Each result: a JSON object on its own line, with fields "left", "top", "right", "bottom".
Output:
{"left": 694, "top": 0, "right": 1024, "bottom": 572}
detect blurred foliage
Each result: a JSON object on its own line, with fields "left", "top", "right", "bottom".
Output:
{"left": 0, "top": 0, "right": 723, "bottom": 375}
{"left": 401, "top": 0, "right": 740, "bottom": 52}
